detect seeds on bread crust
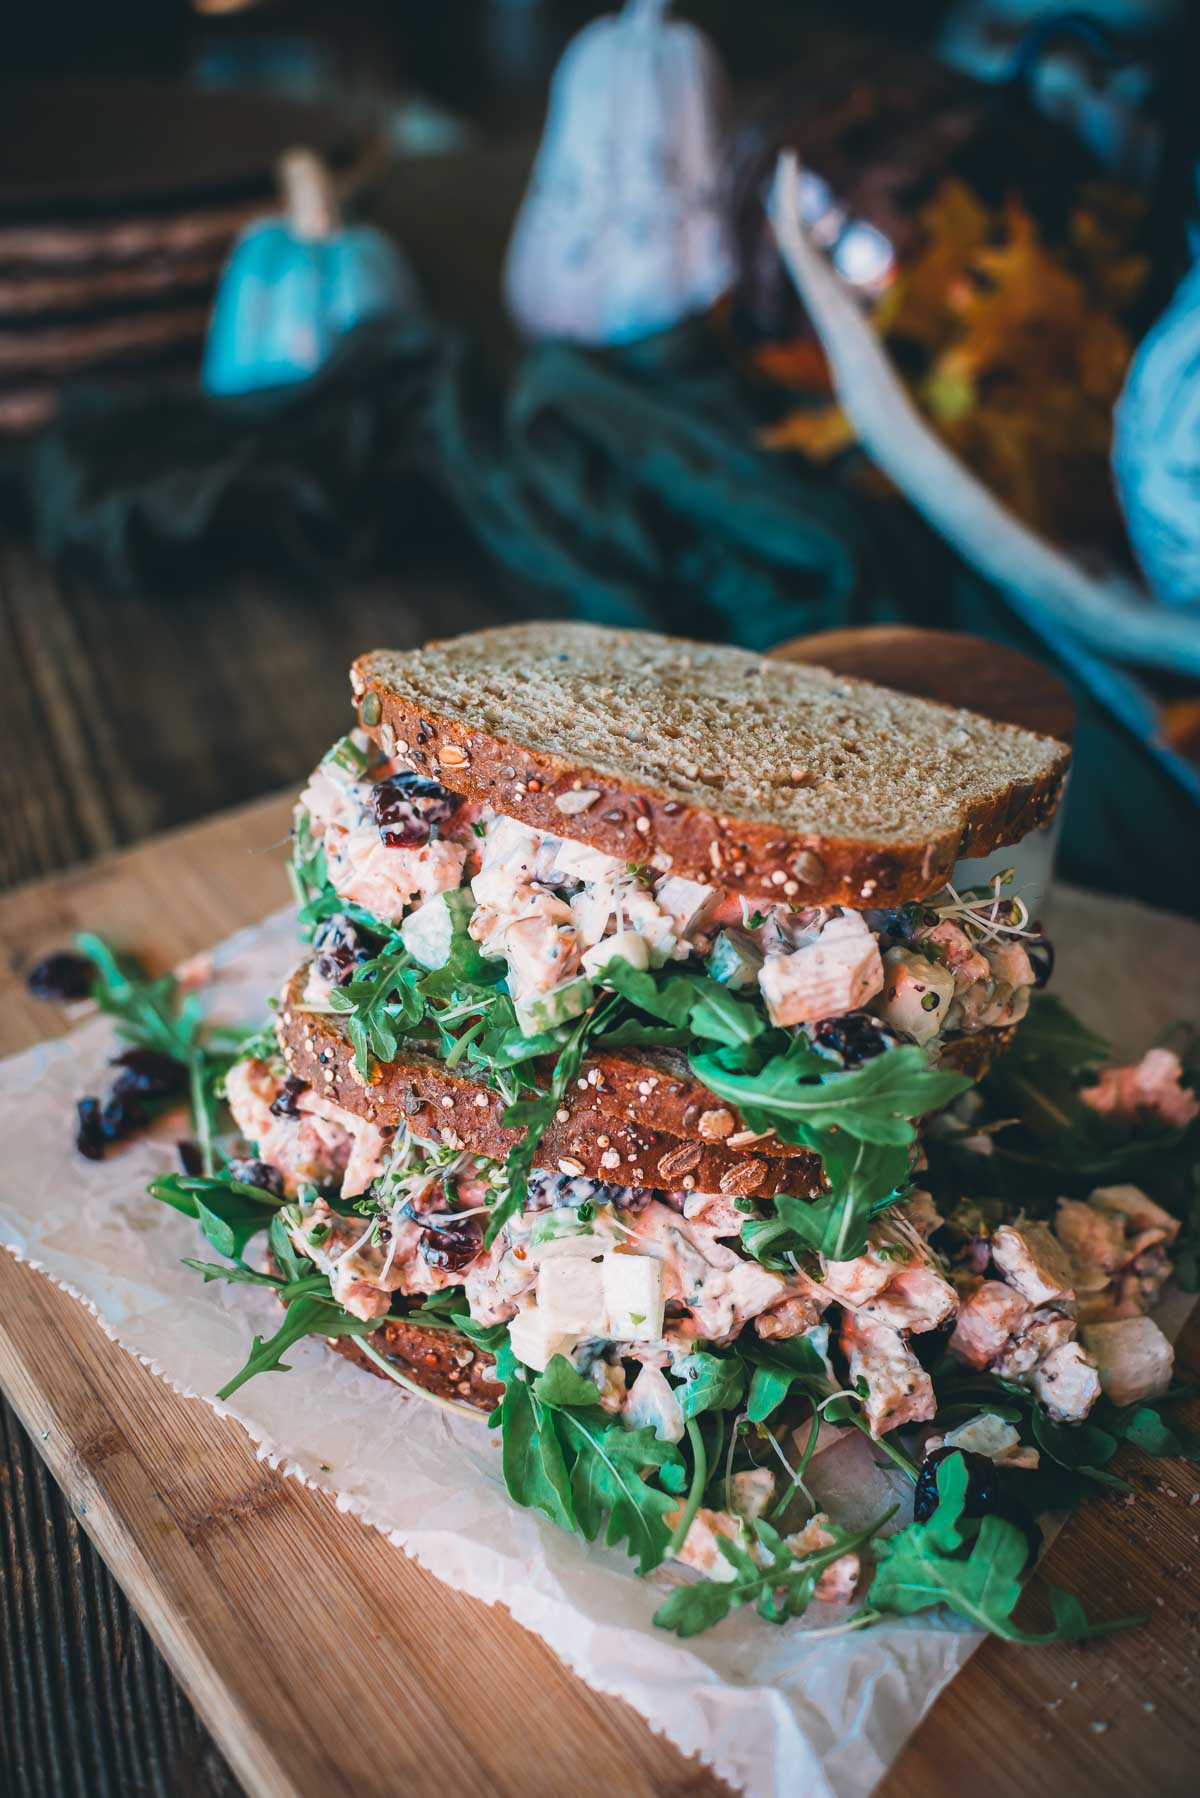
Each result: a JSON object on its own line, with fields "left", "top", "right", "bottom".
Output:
{"left": 352, "top": 625, "right": 1069, "bottom": 906}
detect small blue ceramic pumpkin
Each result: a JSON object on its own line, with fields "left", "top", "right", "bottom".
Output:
{"left": 202, "top": 149, "right": 420, "bottom": 396}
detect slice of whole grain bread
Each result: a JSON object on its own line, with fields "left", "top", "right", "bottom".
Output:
{"left": 276, "top": 965, "right": 1012, "bottom": 1200}
{"left": 351, "top": 624, "right": 1069, "bottom": 907}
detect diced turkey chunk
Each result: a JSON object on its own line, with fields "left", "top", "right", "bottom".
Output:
{"left": 785, "top": 1513, "right": 860, "bottom": 1603}
{"left": 934, "top": 1412, "right": 1039, "bottom": 1469}
{"left": 841, "top": 1315, "right": 936, "bottom": 1436}
{"left": 653, "top": 875, "right": 719, "bottom": 941}
{"left": 326, "top": 829, "right": 467, "bottom": 925}
{"left": 1026, "top": 1341, "right": 1101, "bottom": 1423}
{"left": 508, "top": 1300, "right": 581, "bottom": 1373}
{"left": 1088, "top": 1184, "right": 1180, "bottom": 1251}
{"left": 1081, "top": 1047, "right": 1199, "bottom": 1130}
{"left": 1055, "top": 1198, "right": 1127, "bottom": 1280}
{"left": 1080, "top": 1316, "right": 1174, "bottom": 1408}
{"left": 819, "top": 1246, "right": 895, "bottom": 1308}
{"left": 758, "top": 911, "right": 884, "bottom": 1028}
{"left": 730, "top": 1469, "right": 776, "bottom": 1525}
{"left": 992, "top": 1306, "right": 1076, "bottom": 1379}
{"left": 874, "top": 947, "right": 956, "bottom": 1046}
{"left": 916, "top": 920, "right": 990, "bottom": 991}
{"left": 856, "top": 1266, "right": 958, "bottom": 1335}
{"left": 949, "top": 1280, "right": 1031, "bottom": 1369}
{"left": 904, "top": 1189, "right": 943, "bottom": 1239}
{"left": 669, "top": 1507, "right": 741, "bottom": 1583}
{"left": 991, "top": 1223, "right": 1075, "bottom": 1306}
{"left": 755, "top": 1290, "right": 824, "bottom": 1340}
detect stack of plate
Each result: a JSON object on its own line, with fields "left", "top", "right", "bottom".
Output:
{"left": 0, "top": 80, "right": 372, "bottom": 434}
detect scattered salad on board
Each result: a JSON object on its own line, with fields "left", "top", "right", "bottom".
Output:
{"left": 46, "top": 625, "right": 1198, "bottom": 1641}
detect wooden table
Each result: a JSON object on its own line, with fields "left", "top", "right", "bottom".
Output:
{"left": 3, "top": 794, "right": 1199, "bottom": 1798}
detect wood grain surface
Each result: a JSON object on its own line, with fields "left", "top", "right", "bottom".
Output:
{"left": 1, "top": 794, "right": 1197, "bottom": 1798}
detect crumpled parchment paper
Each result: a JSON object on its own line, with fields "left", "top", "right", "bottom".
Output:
{"left": 2, "top": 888, "right": 1197, "bottom": 1798}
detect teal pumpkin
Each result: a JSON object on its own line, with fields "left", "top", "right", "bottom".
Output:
{"left": 202, "top": 149, "right": 420, "bottom": 396}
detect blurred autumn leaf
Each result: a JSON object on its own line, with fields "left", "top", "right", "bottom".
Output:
{"left": 759, "top": 177, "right": 1150, "bottom": 547}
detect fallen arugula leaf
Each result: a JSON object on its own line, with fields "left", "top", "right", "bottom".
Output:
{"left": 869, "top": 1454, "right": 1143, "bottom": 1641}
{"left": 77, "top": 932, "right": 247, "bottom": 1174}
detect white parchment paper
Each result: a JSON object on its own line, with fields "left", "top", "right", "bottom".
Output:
{"left": 2, "top": 888, "right": 1197, "bottom": 1798}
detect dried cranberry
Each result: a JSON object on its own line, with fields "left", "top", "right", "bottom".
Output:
{"left": 102, "top": 1094, "right": 148, "bottom": 1141}
{"left": 419, "top": 1216, "right": 482, "bottom": 1272}
{"left": 312, "top": 914, "right": 376, "bottom": 987}
{"left": 226, "top": 1157, "right": 285, "bottom": 1198}
{"left": 177, "top": 1140, "right": 204, "bottom": 1175}
{"left": 813, "top": 1011, "right": 897, "bottom": 1065}
{"left": 1027, "top": 935, "right": 1055, "bottom": 988}
{"left": 27, "top": 951, "right": 95, "bottom": 1002}
{"left": 269, "top": 1075, "right": 309, "bottom": 1119}
{"left": 110, "top": 1047, "right": 189, "bottom": 1100}
{"left": 76, "top": 1097, "right": 106, "bottom": 1160}
{"left": 914, "top": 1447, "right": 1041, "bottom": 1568}
{"left": 372, "top": 772, "right": 460, "bottom": 849}
{"left": 914, "top": 1446, "right": 998, "bottom": 1522}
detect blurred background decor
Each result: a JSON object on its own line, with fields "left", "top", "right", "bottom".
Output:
{"left": 503, "top": 0, "right": 736, "bottom": 344}
{"left": 1, "top": 0, "right": 1198, "bottom": 915}
{"left": 0, "top": 77, "right": 379, "bottom": 435}
{"left": 202, "top": 147, "right": 420, "bottom": 394}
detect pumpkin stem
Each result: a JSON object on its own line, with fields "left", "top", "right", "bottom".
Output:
{"left": 624, "top": 0, "right": 671, "bottom": 27}
{"left": 278, "top": 148, "right": 339, "bottom": 241}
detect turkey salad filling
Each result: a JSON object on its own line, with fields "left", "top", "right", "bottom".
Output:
{"left": 291, "top": 732, "right": 1045, "bottom": 1058}
{"left": 226, "top": 1054, "right": 1181, "bottom": 1439}
{"left": 62, "top": 720, "right": 1190, "bottom": 1643}
{"left": 215, "top": 1036, "right": 1193, "bottom": 1614}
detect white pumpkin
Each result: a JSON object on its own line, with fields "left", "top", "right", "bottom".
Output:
{"left": 503, "top": 0, "right": 736, "bottom": 345}
{"left": 1112, "top": 257, "right": 1200, "bottom": 607}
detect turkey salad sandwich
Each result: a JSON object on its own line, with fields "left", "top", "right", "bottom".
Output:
{"left": 128, "top": 625, "right": 1196, "bottom": 1639}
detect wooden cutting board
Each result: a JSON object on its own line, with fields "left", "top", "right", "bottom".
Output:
{"left": 0, "top": 795, "right": 1197, "bottom": 1798}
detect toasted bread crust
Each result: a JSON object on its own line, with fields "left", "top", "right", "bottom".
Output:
{"left": 265, "top": 1254, "right": 501, "bottom": 1412}
{"left": 277, "top": 966, "right": 1011, "bottom": 1198}
{"left": 351, "top": 632, "right": 1068, "bottom": 907}
{"left": 329, "top": 1319, "right": 501, "bottom": 1412}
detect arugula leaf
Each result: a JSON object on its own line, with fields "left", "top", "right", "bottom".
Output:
{"left": 215, "top": 1292, "right": 381, "bottom": 1400}
{"left": 494, "top": 1348, "right": 683, "bottom": 1570}
{"left": 598, "top": 960, "right": 696, "bottom": 1028}
{"left": 499, "top": 1368, "right": 577, "bottom": 1532}
{"left": 593, "top": 1020, "right": 694, "bottom": 1050}
{"left": 689, "top": 1043, "right": 971, "bottom": 1147}
{"left": 77, "top": 932, "right": 243, "bottom": 1175}
{"left": 563, "top": 1416, "right": 680, "bottom": 1573}
{"left": 684, "top": 979, "right": 766, "bottom": 1047}
{"left": 869, "top": 1453, "right": 1142, "bottom": 1641}
{"left": 1002, "top": 993, "right": 1109, "bottom": 1074}
{"left": 654, "top": 1511, "right": 889, "bottom": 1637}
{"left": 148, "top": 1171, "right": 285, "bottom": 1262}
{"left": 597, "top": 961, "right": 763, "bottom": 1048}
{"left": 533, "top": 1355, "right": 605, "bottom": 1409}
{"left": 739, "top": 1334, "right": 829, "bottom": 1424}
{"left": 1101, "top": 1399, "right": 1200, "bottom": 1463}
{"left": 674, "top": 1352, "right": 747, "bottom": 1419}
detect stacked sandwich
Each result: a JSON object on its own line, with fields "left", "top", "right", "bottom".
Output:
{"left": 192, "top": 624, "right": 1184, "bottom": 1610}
